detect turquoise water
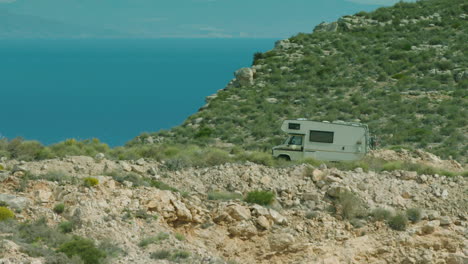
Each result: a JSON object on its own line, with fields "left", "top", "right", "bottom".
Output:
{"left": 0, "top": 39, "right": 275, "bottom": 146}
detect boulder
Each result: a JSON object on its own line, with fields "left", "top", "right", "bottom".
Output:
{"left": 0, "top": 194, "right": 30, "bottom": 211}
{"left": 226, "top": 204, "right": 251, "bottom": 221}
{"left": 313, "top": 22, "right": 339, "bottom": 32}
{"left": 95, "top": 153, "right": 105, "bottom": 161}
{"left": 256, "top": 215, "right": 271, "bottom": 230}
{"left": 228, "top": 221, "right": 257, "bottom": 239}
{"left": 421, "top": 221, "right": 439, "bottom": 235}
{"left": 234, "top": 68, "right": 254, "bottom": 86}
{"left": 120, "top": 162, "right": 132, "bottom": 172}
{"left": 269, "top": 233, "right": 295, "bottom": 251}
{"left": 269, "top": 209, "right": 287, "bottom": 225}
{"left": 439, "top": 216, "right": 451, "bottom": 226}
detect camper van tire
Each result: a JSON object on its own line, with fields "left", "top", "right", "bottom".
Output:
{"left": 277, "top": 155, "right": 291, "bottom": 161}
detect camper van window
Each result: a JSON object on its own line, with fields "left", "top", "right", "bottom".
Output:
{"left": 288, "top": 135, "right": 303, "bottom": 146}
{"left": 288, "top": 123, "right": 300, "bottom": 130}
{"left": 309, "top": 130, "right": 334, "bottom": 143}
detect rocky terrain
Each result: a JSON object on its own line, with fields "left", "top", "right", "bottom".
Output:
{"left": 0, "top": 150, "right": 466, "bottom": 263}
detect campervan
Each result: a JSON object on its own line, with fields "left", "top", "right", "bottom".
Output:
{"left": 272, "top": 119, "right": 372, "bottom": 161}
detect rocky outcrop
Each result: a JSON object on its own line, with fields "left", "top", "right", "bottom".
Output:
{"left": 234, "top": 67, "right": 254, "bottom": 87}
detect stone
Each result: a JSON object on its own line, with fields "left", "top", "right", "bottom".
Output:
{"left": 266, "top": 98, "right": 278, "bottom": 104}
{"left": 0, "top": 194, "right": 31, "bottom": 211}
{"left": 269, "top": 233, "right": 295, "bottom": 251}
{"left": 251, "top": 204, "right": 270, "bottom": 217}
{"left": 228, "top": 221, "right": 257, "bottom": 239}
{"left": 421, "top": 221, "right": 439, "bottom": 235}
{"left": 0, "top": 172, "right": 9, "bottom": 182}
{"left": 226, "top": 204, "right": 251, "bottom": 221}
{"left": 446, "top": 254, "right": 467, "bottom": 264}
{"left": 302, "top": 192, "right": 319, "bottom": 202}
{"left": 326, "top": 185, "right": 347, "bottom": 198}
{"left": 120, "top": 162, "right": 132, "bottom": 172}
{"left": 256, "top": 215, "right": 271, "bottom": 230}
{"left": 136, "top": 158, "right": 146, "bottom": 166}
{"left": 35, "top": 189, "right": 53, "bottom": 203}
{"left": 311, "top": 169, "right": 325, "bottom": 182}
{"left": 401, "top": 171, "right": 418, "bottom": 181}
{"left": 95, "top": 153, "right": 105, "bottom": 161}
{"left": 313, "top": 22, "right": 339, "bottom": 32}
{"left": 439, "top": 216, "right": 451, "bottom": 226}
{"left": 269, "top": 209, "right": 287, "bottom": 225}
{"left": 234, "top": 68, "right": 254, "bottom": 86}
{"left": 441, "top": 189, "right": 449, "bottom": 199}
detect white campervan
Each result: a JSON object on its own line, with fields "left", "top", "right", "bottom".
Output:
{"left": 272, "top": 119, "right": 371, "bottom": 161}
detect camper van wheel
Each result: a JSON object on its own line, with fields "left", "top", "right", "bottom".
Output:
{"left": 277, "top": 155, "right": 291, "bottom": 161}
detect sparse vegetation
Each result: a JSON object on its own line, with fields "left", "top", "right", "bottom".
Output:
{"left": 150, "top": 250, "right": 171, "bottom": 260}
{"left": 53, "top": 203, "right": 65, "bottom": 214}
{"left": 83, "top": 177, "right": 99, "bottom": 187}
{"left": 406, "top": 208, "right": 422, "bottom": 223}
{"left": 175, "top": 233, "right": 185, "bottom": 241}
{"left": 244, "top": 190, "right": 275, "bottom": 206}
{"left": 58, "top": 236, "right": 107, "bottom": 264}
{"left": 371, "top": 208, "right": 393, "bottom": 222}
{"left": 138, "top": 232, "right": 170, "bottom": 248}
{"left": 388, "top": 213, "right": 408, "bottom": 231}
{"left": 0, "top": 207, "right": 14, "bottom": 221}
{"left": 335, "top": 190, "right": 366, "bottom": 220}
{"left": 58, "top": 221, "right": 74, "bottom": 233}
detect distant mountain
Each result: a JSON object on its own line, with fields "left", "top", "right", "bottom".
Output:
{"left": 135, "top": 0, "right": 468, "bottom": 162}
{"left": 0, "top": 11, "right": 121, "bottom": 38}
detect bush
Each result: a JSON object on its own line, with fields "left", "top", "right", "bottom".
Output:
{"left": 207, "top": 191, "right": 242, "bottom": 201}
{"left": 36, "top": 171, "right": 74, "bottom": 184}
{"left": 83, "top": 177, "right": 99, "bottom": 187}
{"left": 58, "top": 221, "right": 74, "bottom": 233}
{"left": 371, "top": 208, "right": 393, "bottom": 222}
{"left": 174, "top": 233, "right": 185, "bottom": 241}
{"left": 171, "top": 250, "right": 190, "bottom": 260}
{"left": 53, "top": 203, "right": 65, "bottom": 214}
{"left": 406, "top": 208, "right": 422, "bottom": 223}
{"left": 388, "top": 213, "right": 408, "bottom": 231}
{"left": 335, "top": 191, "right": 366, "bottom": 220}
{"left": 0, "top": 164, "right": 4, "bottom": 171}
{"left": 305, "top": 211, "right": 319, "bottom": 219}
{"left": 58, "top": 236, "right": 106, "bottom": 264}
{"left": 0, "top": 207, "right": 14, "bottom": 221}
{"left": 150, "top": 250, "right": 171, "bottom": 260}
{"left": 244, "top": 190, "right": 275, "bottom": 205}
{"left": 138, "top": 232, "right": 169, "bottom": 247}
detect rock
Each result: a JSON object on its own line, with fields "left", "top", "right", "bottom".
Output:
{"left": 256, "top": 216, "right": 271, "bottom": 230}
{"left": 441, "top": 189, "right": 449, "bottom": 199}
{"left": 12, "top": 165, "right": 27, "bottom": 173}
{"left": 302, "top": 192, "right": 319, "bottom": 202}
{"left": 35, "top": 189, "right": 53, "bottom": 203}
{"left": 313, "top": 22, "right": 339, "bottom": 32}
{"left": 95, "top": 153, "right": 105, "bottom": 161}
{"left": 251, "top": 204, "right": 270, "bottom": 217}
{"left": 439, "top": 216, "right": 451, "bottom": 226}
{"left": 266, "top": 98, "right": 278, "bottom": 104}
{"left": 401, "top": 171, "right": 418, "bottom": 181}
{"left": 0, "top": 194, "right": 31, "bottom": 211}
{"left": 421, "top": 221, "right": 439, "bottom": 235}
{"left": 228, "top": 221, "right": 257, "bottom": 239}
{"left": 260, "top": 176, "right": 272, "bottom": 185}
{"left": 226, "top": 204, "right": 251, "bottom": 221}
{"left": 0, "top": 172, "right": 9, "bottom": 182}
{"left": 144, "top": 136, "right": 154, "bottom": 144}
{"left": 268, "top": 209, "right": 287, "bottom": 225}
{"left": 311, "top": 169, "right": 325, "bottom": 182}
{"left": 131, "top": 165, "right": 146, "bottom": 174}
{"left": 424, "top": 210, "right": 440, "bottom": 220}
{"left": 326, "top": 185, "right": 347, "bottom": 198}
{"left": 234, "top": 68, "right": 254, "bottom": 86}
{"left": 354, "top": 167, "right": 363, "bottom": 173}
{"left": 446, "top": 254, "right": 467, "bottom": 264}
{"left": 269, "top": 233, "right": 295, "bottom": 251}
{"left": 135, "top": 158, "right": 146, "bottom": 166}
{"left": 120, "top": 162, "right": 132, "bottom": 172}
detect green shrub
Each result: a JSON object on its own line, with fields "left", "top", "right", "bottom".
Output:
{"left": 0, "top": 164, "right": 4, "bottom": 171}
{"left": 335, "top": 191, "right": 366, "bottom": 220}
{"left": 174, "top": 233, "right": 185, "bottom": 241}
{"left": 138, "top": 232, "right": 169, "bottom": 247}
{"left": 244, "top": 190, "right": 275, "bottom": 205}
{"left": 150, "top": 250, "right": 171, "bottom": 260}
{"left": 58, "top": 236, "right": 106, "bottom": 264}
{"left": 207, "top": 191, "right": 242, "bottom": 201}
{"left": 83, "top": 177, "right": 99, "bottom": 187}
{"left": 382, "top": 161, "right": 403, "bottom": 171}
{"left": 171, "top": 250, "right": 190, "bottom": 260}
{"left": 388, "top": 213, "right": 408, "bottom": 231}
{"left": 371, "top": 208, "right": 393, "bottom": 222}
{"left": 53, "top": 203, "right": 65, "bottom": 214}
{"left": 406, "top": 208, "right": 422, "bottom": 223}
{"left": 58, "top": 221, "right": 74, "bottom": 233}
{"left": 0, "top": 207, "right": 14, "bottom": 221}
{"left": 35, "top": 171, "right": 74, "bottom": 184}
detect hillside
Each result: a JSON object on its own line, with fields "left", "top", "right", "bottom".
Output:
{"left": 0, "top": 154, "right": 467, "bottom": 263}
{"left": 138, "top": 0, "right": 467, "bottom": 162}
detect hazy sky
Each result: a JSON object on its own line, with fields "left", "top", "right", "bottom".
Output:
{"left": 0, "top": 0, "right": 410, "bottom": 38}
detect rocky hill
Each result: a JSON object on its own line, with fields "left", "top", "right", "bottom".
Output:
{"left": 0, "top": 152, "right": 466, "bottom": 263}
{"left": 141, "top": 0, "right": 467, "bottom": 162}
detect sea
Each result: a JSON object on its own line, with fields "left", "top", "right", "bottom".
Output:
{"left": 0, "top": 39, "right": 275, "bottom": 146}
